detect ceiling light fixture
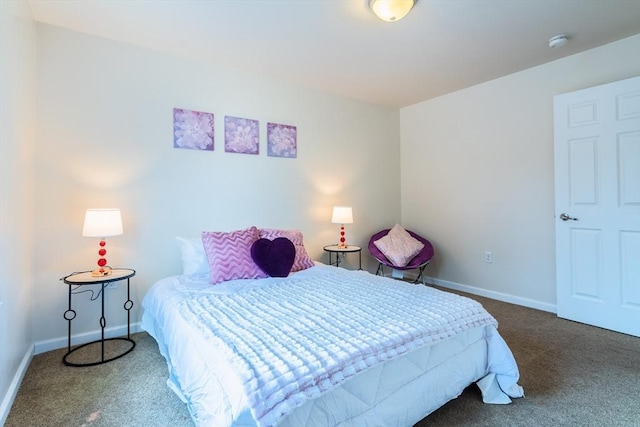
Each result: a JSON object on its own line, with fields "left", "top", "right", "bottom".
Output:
{"left": 369, "top": 0, "right": 415, "bottom": 22}
{"left": 548, "top": 34, "right": 569, "bottom": 48}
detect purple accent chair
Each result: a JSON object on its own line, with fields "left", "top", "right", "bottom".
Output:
{"left": 368, "top": 229, "right": 435, "bottom": 284}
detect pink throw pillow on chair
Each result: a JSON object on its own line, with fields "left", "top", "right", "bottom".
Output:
{"left": 373, "top": 224, "right": 424, "bottom": 267}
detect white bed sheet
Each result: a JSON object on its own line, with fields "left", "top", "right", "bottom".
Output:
{"left": 142, "top": 265, "right": 523, "bottom": 426}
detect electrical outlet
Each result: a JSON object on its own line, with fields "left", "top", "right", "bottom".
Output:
{"left": 107, "top": 282, "right": 118, "bottom": 289}
{"left": 485, "top": 251, "right": 493, "bottom": 263}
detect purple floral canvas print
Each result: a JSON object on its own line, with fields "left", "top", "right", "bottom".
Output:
{"left": 267, "top": 122, "right": 297, "bottom": 158}
{"left": 173, "top": 108, "right": 214, "bottom": 151}
{"left": 224, "top": 116, "right": 259, "bottom": 154}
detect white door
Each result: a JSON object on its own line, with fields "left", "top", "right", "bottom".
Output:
{"left": 554, "top": 76, "right": 640, "bottom": 337}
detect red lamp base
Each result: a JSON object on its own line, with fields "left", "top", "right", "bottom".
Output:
{"left": 337, "top": 224, "right": 347, "bottom": 249}
{"left": 91, "top": 239, "right": 113, "bottom": 276}
{"left": 91, "top": 267, "right": 113, "bottom": 277}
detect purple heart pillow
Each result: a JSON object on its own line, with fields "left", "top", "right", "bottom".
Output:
{"left": 250, "top": 237, "right": 296, "bottom": 277}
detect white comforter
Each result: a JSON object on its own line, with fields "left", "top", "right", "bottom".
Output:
{"left": 142, "top": 265, "right": 524, "bottom": 426}
{"left": 179, "top": 267, "right": 498, "bottom": 427}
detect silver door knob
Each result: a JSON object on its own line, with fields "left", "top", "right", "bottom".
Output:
{"left": 560, "top": 213, "right": 578, "bottom": 221}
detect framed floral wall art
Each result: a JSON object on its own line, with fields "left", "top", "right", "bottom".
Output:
{"left": 267, "top": 122, "right": 297, "bottom": 158}
{"left": 173, "top": 108, "right": 214, "bottom": 151}
{"left": 224, "top": 116, "right": 259, "bottom": 154}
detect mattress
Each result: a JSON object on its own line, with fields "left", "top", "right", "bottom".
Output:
{"left": 142, "top": 264, "right": 523, "bottom": 426}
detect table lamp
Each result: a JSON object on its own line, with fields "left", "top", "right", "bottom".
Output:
{"left": 82, "top": 208, "right": 123, "bottom": 277}
{"left": 331, "top": 206, "right": 353, "bottom": 249}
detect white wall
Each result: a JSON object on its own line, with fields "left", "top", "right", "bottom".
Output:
{"left": 33, "top": 24, "right": 401, "bottom": 345}
{"left": 0, "top": 0, "right": 37, "bottom": 423}
{"left": 400, "top": 35, "right": 640, "bottom": 311}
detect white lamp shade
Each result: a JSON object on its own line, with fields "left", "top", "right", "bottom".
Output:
{"left": 82, "top": 208, "right": 123, "bottom": 237}
{"left": 369, "top": 0, "right": 415, "bottom": 22}
{"left": 331, "top": 206, "right": 353, "bottom": 224}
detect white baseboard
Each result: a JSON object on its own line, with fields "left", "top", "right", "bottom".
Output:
{"left": 34, "top": 321, "right": 143, "bottom": 355}
{"left": 415, "top": 274, "right": 557, "bottom": 314}
{"left": 0, "top": 344, "right": 34, "bottom": 426}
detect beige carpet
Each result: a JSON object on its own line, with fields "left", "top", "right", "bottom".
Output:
{"left": 6, "top": 288, "right": 640, "bottom": 426}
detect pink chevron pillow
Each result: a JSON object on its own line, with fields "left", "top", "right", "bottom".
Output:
{"left": 202, "top": 226, "right": 267, "bottom": 285}
{"left": 259, "top": 228, "right": 315, "bottom": 272}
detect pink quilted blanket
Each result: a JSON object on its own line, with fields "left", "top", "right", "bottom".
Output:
{"left": 179, "top": 267, "right": 497, "bottom": 427}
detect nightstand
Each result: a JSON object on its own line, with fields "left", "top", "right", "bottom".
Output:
{"left": 61, "top": 268, "right": 136, "bottom": 367}
{"left": 323, "top": 245, "right": 362, "bottom": 270}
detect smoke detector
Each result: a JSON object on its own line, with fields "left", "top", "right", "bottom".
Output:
{"left": 549, "top": 34, "right": 569, "bottom": 48}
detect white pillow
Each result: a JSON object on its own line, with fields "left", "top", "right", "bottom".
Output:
{"left": 175, "top": 236, "right": 209, "bottom": 275}
{"left": 373, "top": 224, "right": 424, "bottom": 267}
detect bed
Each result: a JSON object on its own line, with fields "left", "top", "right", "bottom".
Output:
{"left": 142, "top": 230, "right": 523, "bottom": 427}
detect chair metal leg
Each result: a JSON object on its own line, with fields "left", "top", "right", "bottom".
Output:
{"left": 376, "top": 263, "right": 384, "bottom": 276}
{"left": 413, "top": 265, "right": 426, "bottom": 285}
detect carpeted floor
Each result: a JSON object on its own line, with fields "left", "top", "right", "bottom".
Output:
{"left": 5, "top": 332, "right": 192, "bottom": 427}
{"left": 6, "top": 288, "right": 640, "bottom": 426}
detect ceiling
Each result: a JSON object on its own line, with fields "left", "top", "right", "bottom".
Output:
{"left": 27, "top": 0, "right": 640, "bottom": 108}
